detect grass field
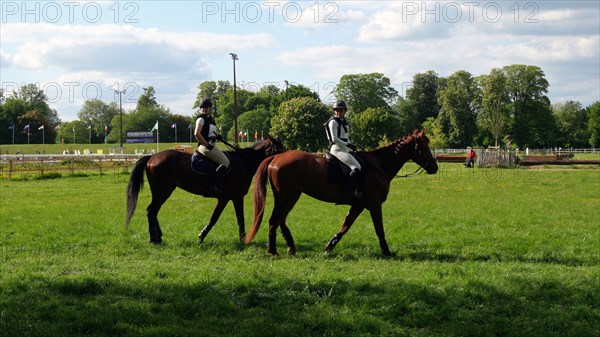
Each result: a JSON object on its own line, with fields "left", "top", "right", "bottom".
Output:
{"left": 1, "top": 163, "right": 598, "bottom": 337}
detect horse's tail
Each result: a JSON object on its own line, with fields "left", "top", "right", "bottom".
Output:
{"left": 125, "top": 155, "right": 152, "bottom": 228}
{"left": 244, "top": 155, "right": 275, "bottom": 244}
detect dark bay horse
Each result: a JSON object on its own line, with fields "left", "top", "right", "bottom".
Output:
{"left": 244, "top": 130, "right": 438, "bottom": 256}
{"left": 125, "top": 137, "right": 284, "bottom": 244}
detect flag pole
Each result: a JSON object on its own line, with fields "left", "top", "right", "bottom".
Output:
{"left": 156, "top": 120, "right": 159, "bottom": 152}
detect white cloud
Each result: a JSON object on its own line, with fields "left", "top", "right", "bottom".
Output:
{"left": 0, "top": 48, "right": 14, "bottom": 68}
{"left": 356, "top": 3, "right": 599, "bottom": 42}
{"left": 0, "top": 23, "right": 275, "bottom": 120}
{"left": 0, "top": 23, "right": 273, "bottom": 73}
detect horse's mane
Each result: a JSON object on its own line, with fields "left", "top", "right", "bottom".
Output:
{"left": 225, "top": 139, "right": 266, "bottom": 154}
{"left": 368, "top": 131, "right": 423, "bottom": 156}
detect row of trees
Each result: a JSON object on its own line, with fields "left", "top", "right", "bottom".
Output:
{"left": 394, "top": 66, "right": 599, "bottom": 149}
{"left": 1, "top": 64, "right": 599, "bottom": 150}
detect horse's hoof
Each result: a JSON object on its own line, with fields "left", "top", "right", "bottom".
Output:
{"left": 287, "top": 247, "right": 296, "bottom": 255}
{"left": 150, "top": 239, "right": 163, "bottom": 244}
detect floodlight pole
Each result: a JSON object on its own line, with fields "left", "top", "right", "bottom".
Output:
{"left": 113, "top": 87, "right": 126, "bottom": 148}
{"left": 230, "top": 52, "right": 239, "bottom": 145}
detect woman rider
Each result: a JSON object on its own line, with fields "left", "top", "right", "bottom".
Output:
{"left": 194, "top": 98, "right": 229, "bottom": 173}
{"left": 325, "top": 100, "right": 362, "bottom": 198}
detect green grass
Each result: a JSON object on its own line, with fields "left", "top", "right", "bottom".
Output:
{"left": 0, "top": 164, "right": 598, "bottom": 337}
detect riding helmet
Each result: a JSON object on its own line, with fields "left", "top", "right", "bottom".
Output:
{"left": 333, "top": 100, "right": 347, "bottom": 110}
{"left": 199, "top": 98, "right": 213, "bottom": 108}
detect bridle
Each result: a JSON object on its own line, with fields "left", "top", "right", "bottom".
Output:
{"left": 393, "top": 136, "right": 432, "bottom": 179}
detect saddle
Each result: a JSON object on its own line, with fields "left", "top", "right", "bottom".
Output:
{"left": 191, "top": 152, "right": 231, "bottom": 176}
{"left": 325, "top": 153, "right": 366, "bottom": 185}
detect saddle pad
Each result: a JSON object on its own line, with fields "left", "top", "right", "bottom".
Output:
{"left": 325, "top": 153, "right": 368, "bottom": 185}
{"left": 326, "top": 154, "right": 350, "bottom": 185}
{"left": 191, "top": 153, "right": 217, "bottom": 175}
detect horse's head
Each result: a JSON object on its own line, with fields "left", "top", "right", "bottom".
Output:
{"left": 262, "top": 136, "right": 285, "bottom": 157}
{"left": 407, "top": 130, "right": 438, "bottom": 174}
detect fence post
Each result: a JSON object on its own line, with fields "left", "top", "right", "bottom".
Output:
{"left": 8, "top": 159, "right": 13, "bottom": 181}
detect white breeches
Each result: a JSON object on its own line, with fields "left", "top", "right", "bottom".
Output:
{"left": 330, "top": 144, "right": 361, "bottom": 172}
{"left": 198, "top": 144, "right": 230, "bottom": 168}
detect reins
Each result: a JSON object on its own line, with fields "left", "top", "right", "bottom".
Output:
{"left": 394, "top": 167, "right": 424, "bottom": 179}
{"left": 220, "top": 139, "right": 241, "bottom": 151}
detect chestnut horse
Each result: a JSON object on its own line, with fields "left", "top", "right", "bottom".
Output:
{"left": 125, "top": 137, "right": 284, "bottom": 244}
{"left": 244, "top": 130, "right": 438, "bottom": 256}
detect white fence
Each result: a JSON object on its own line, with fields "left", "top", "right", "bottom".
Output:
{"left": 0, "top": 154, "right": 145, "bottom": 181}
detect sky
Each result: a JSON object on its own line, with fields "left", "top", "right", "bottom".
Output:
{"left": 1, "top": 0, "right": 599, "bottom": 122}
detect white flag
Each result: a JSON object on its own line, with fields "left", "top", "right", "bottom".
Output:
{"left": 150, "top": 121, "right": 158, "bottom": 132}
{"left": 38, "top": 125, "right": 44, "bottom": 130}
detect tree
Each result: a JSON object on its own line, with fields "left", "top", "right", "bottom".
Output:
{"left": 215, "top": 87, "right": 255, "bottom": 140}
{"left": 2, "top": 84, "right": 59, "bottom": 144}
{"left": 334, "top": 73, "right": 398, "bottom": 115}
{"left": 168, "top": 114, "right": 194, "bottom": 143}
{"left": 58, "top": 120, "right": 89, "bottom": 144}
{"left": 137, "top": 86, "right": 158, "bottom": 109}
{"left": 553, "top": 101, "right": 589, "bottom": 148}
{"left": 479, "top": 69, "right": 510, "bottom": 148}
{"left": 270, "top": 97, "right": 330, "bottom": 152}
{"left": 422, "top": 117, "right": 447, "bottom": 149}
{"left": 281, "top": 84, "right": 319, "bottom": 102}
{"left": 504, "top": 65, "right": 556, "bottom": 148}
{"left": 0, "top": 97, "right": 26, "bottom": 143}
{"left": 392, "top": 96, "right": 421, "bottom": 134}
{"left": 104, "top": 86, "right": 172, "bottom": 144}
{"left": 77, "top": 99, "right": 119, "bottom": 143}
{"left": 350, "top": 107, "right": 399, "bottom": 149}
{"left": 193, "top": 80, "right": 231, "bottom": 111}
{"left": 406, "top": 70, "right": 442, "bottom": 124}
{"left": 248, "top": 85, "right": 282, "bottom": 115}
{"left": 586, "top": 101, "right": 600, "bottom": 147}
{"left": 237, "top": 107, "right": 273, "bottom": 140}
{"left": 436, "top": 70, "right": 479, "bottom": 147}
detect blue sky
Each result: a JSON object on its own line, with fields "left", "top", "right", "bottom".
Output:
{"left": 1, "top": 0, "right": 599, "bottom": 121}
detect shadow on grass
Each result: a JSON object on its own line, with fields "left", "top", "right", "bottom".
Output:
{"left": 2, "top": 271, "right": 597, "bottom": 337}
{"left": 247, "top": 240, "right": 598, "bottom": 267}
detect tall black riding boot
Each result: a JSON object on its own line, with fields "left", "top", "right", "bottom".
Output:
{"left": 345, "top": 169, "right": 362, "bottom": 199}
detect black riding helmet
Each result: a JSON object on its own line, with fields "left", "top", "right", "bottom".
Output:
{"left": 333, "top": 100, "right": 347, "bottom": 110}
{"left": 199, "top": 98, "right": 213, "bottom": 108}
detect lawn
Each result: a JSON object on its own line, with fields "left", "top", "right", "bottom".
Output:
{"left": 0, "top": 164, "right": 598, "bottom": 336}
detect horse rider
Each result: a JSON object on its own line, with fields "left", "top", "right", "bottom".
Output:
{"left": 325, "top": 100, "right": 362, "bottom": 198}
{"left": 194, "top": 98, "right": 230, "bottom": 195}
